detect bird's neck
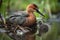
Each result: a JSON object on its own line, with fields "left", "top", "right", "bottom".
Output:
{"left": 26, "top": 11, "right": 34, "bottom": 16}
{"left": 24, "top": 11, "right": 36, "bottom": 26}
{"left": 27, "top": 11, "right": 36, "bottom": 21}
{"left": 26, "top": 10, "right": 36, "bottom": 19}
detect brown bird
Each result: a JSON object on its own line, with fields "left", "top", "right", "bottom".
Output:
{"left": 6, "top": 4, "right": 45, "bottom": 40}
{"left": 6, "top": 4, "right": 44, "bottom": 33}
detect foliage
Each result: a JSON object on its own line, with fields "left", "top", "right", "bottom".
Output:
{"left": 0, "top": 33, "right": 13, "bottom": 40}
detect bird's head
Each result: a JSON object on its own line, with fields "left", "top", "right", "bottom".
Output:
{"left": 26, "top": 4, "right": 44, "bottom": 16}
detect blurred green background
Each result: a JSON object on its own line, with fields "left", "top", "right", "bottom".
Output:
{"left": 0, "top": 0, "right": 60, "bottom": 40}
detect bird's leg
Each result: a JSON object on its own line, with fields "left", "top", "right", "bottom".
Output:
{"left": 13, "top": 25, "right": 30, "bottom": 33}
{"left": 17, "top": 25, "right": 25, "bottom": 32}
{"left": 11, "top": 23, "right": 18, "bottom": 33}
{"left": 14, "top": 26, "right": 18, "bottom": 33}
{"left": 17, "top": 25, "right": 30, "bottom": 33}
{"left": 13, "top": 25, "right": 23, "bottom": 33}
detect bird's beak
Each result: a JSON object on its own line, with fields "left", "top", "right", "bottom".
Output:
{"left": 35, "top": 9, "right": 45, "bottom": 17}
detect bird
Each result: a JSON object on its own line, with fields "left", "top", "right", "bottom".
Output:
{"left": 37, "top": 21, "right": 48, "bottom": 36}
{"left": 6, "top": 4, "right": 44, "bottom": 33}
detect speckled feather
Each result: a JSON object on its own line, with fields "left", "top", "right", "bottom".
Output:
{"left": 6, "top": 11, "right": 29, "bottom": 26}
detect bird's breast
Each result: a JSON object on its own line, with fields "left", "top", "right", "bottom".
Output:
{"left": 23, "top": 13, "right": 36, "bottom": 26}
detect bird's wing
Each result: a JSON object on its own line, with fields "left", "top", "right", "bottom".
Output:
{"left": 14, "top": 11, "right": 28, "bottom": 17}
{"left": 8, "top": 11, "right": 28, "bottom": 17}
{"left": 6, "top": 11, "right": 28, "bottom": 25}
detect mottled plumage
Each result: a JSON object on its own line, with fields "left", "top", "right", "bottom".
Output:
{"left": 6, "top": 11, "right": 29, "bottom": 26}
